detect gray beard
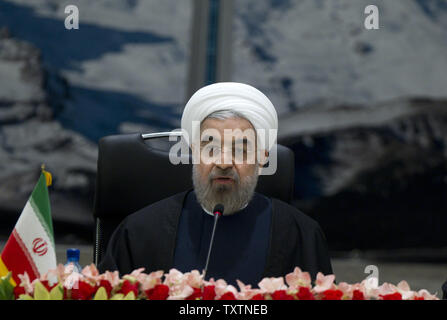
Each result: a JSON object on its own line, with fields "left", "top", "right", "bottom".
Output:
{"left": 192, "top": 165, "right": 259, "bottom": 216}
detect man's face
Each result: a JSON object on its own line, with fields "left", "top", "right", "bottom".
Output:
{"left": 192, "top": 117, "right": 263, "bottom": 215}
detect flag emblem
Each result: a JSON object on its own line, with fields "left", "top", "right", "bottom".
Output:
{"left": 32, "top": 238, "right": 48, "bottom": 257}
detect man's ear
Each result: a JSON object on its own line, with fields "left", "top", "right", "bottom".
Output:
{"left": 258, "top": 149, "right": 269, "bottom": 168}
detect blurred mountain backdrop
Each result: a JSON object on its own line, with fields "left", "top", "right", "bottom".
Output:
{"left": 0, "top": 0, "right": 446, "bottom": 251}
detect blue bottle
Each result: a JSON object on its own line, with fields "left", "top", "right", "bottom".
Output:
{"left": 65, "top": 248, "right": 82, "bottom": 273}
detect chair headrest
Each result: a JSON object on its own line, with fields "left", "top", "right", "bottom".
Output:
{"left": 93, "top": 133, "right": 295, "bottom": 220}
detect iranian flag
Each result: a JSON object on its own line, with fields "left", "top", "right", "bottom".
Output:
{"left": 0, "top": 170, "right": 56, "bottom": 286}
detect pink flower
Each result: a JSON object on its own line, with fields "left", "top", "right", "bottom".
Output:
{"left": 313, "top": 272, "right": 336, "bottom": 293}
{"left": 360, "top": 279, "right": 380, "bottom": 299}
{"left": 285, "top": 267, "right": 312, "bottom": 289}
{"left": 14, "top": 265, "right": 441, "bottom": 300}
{"left": 163, "top": 269, "right": 194, "bottom": 300}
{"left": 376, "top": 282, "right": 405, "bottom": 300}
{"left": 98, "top": 270, "right": 121, "bottom": 288}
{"left": 81, "top": 264, "right": 100, "bottom": 284}
{"left": 129, "top": 267, "right": 146, "bottom": 279}
{"left": 396, "top": 281, "right": 416, "bottom": 300}
{"left": 394, "top": 281, "right": 439, "bottom": 300}
{"left": 211, "top": 279, "right": 238, "bottom": 300}
{"left": 184, "top": 270, "right": 203, "bottom": 289}
{"left": 139, "top": 270, "right": 164, "bottom": 292}
{"left": 258, "top": 277, "right": 287, "bottom": 293}
{"left": 167, "top": 284, "right": 194, "bottom": 300}
{"left": 377, "top": 282, "right": 398, "bottom": 296}
{"left": 236, "top": 280, "right": 265, "bottom": 300}
{"left": 163, "top": 269, "right": 184, "bottom": 287}
{"left": 415, "top": 289, "right": 439, "bottom": 300}
{"left": 337, "top": 282, "right": 352, "bottom": 299}
{"left": 17, "top": 272, "right": 33, "bottom": 295}
{"left": 334, "top": 282, "right": 366, "bottom": 299}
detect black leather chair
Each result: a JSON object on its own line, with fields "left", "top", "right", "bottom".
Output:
{"left": 93, "top": 132, "right": 295, "bottom": 264}
{"left": 443, "top": 280, "right": 447, "bottom": 299}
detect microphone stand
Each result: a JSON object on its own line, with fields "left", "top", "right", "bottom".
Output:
{"left": 201, "top": 210, "right": 222, "bottom": 295}
{"left": 203, "top": 212, "right": 220, "bottom": 282}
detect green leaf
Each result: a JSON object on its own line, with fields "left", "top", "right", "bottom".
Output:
{"left": 93, "top": 287, "right": 108, "bottom": 300}
{"left": 33, "top": 281, "right": 50, "bottom": 300}
{"left": 124, "top": 291, "right": 136, "bottom": 300}
{"left": 18, "top": 294, "right": 34, "bottom": 300}
{"left": 0, "top": 272, "right": 15, "bottom": 300}
{"left": 49, "top": 284, "right": 63, "bottom": 300}
{"left": 110, "top": 293, "right": 124, "bottom": 300}
{"left": 122, "top": 275, "right": 137, "bottom": 284}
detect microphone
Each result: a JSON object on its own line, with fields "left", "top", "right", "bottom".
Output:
{"left": 202, "top": 204, "right": 224, "bottom": 283}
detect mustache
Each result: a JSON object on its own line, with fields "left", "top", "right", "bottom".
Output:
{"left": 208, "top": 168, "right": 240, "bottom": 183}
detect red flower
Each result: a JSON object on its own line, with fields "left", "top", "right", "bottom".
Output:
{"left": 145, "top": 284, "right": 169, "bottom": 300}
{"left": 322, "top": 289, "right": 344, "bottom": 300}
{"left": 296, "top": 287, "right": 315, "bottom": 300}
{"left": 98, "top": 279, "right": 113, "bottom": 298}
{"left": 13, "top": 285, "right": 26, "bottom": 299}
{"left": 272, "top": 290, "right": 295, "bottom": 300}
{"left": 218, "top": 292, "right": 237, "bottom": 300}
{"left": 250, "top": 293, "right": 265, "bottom": 300}
{"left": 202, "top": 285, "right": 216, "bottom": 300}
{"left": 40, "top": 280, "right": 57, "bottom": 292}
{"left": 380, "top": 292, "right": 402, "bottom": 300}
{"left": 186, "top": 287, "right": 202, "bottom": 300}
{"left": 352, "top": 290, "right": 365, "bottom": 300}
{"left": 63, "top": 286, "right": 70, "bottom": 300}
{"left": 414, "top": 296, "right": 425, "bottom": 300}
{"left": 118, "top": 279, "right": 139, "bottom": 297}
{"left": 71, "top": 281, "right": 97, "bottom": 300}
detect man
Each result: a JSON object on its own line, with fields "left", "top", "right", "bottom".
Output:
{"left": 99, "top": 82, "right": 332, "bottom": 286}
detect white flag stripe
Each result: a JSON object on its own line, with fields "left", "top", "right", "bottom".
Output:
{"left": 15, "top": 201, "right": 57, "bottom": 276}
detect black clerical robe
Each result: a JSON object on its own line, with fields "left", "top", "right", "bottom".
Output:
{"left": 173, "top": 190, "right": 272, "bottom": 286}
{"left": 98, "top": 190, "right": 333, "bottom": 284}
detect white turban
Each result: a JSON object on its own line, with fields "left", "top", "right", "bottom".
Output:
{"left": 181, "top": 82, "right": 278, "bottom": 151}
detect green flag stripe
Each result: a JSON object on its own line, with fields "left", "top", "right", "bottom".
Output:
{"left": 29, "top": 173, "right": 54, "bottom": 244}
{"left": 29, "top": 198, "right": 55, "bottom": 247}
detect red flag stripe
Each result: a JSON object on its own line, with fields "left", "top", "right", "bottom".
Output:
{"left": 1, "top": 229, "right": 39, "bottom": 284}
{"left": 34, "top": 243, "right": 46, "bottom": 251}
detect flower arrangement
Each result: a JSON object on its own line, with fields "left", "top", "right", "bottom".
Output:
{"left": 0, "top": 265, "right": 439, "bottom": 300}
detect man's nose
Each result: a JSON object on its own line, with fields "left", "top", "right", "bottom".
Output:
{"left": 215, "top": 148, "right": 233, "bottom": 170}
